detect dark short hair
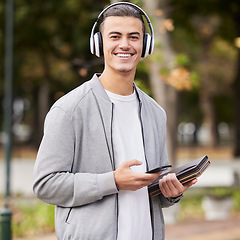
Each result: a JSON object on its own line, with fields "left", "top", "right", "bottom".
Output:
{"left": 99, "top": 4, "right": 145, "bottom": 34}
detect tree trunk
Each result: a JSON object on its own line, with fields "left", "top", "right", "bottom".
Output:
{"left": 193, "top": 16, "right": 220, "bottom": 147}
{"left": 143, "top": 0, "right": 178, "bottom": 166}
{"left": 233, "top": 49, "right": 240, "bottom": 156}
{"left": 199, "top": 54, "right": 219, "bottom": 147}
{"left": 233, "top": 11, "right": 240, "bottom": 157}
{"left": 31, "top": 53, "right": 51, "bottom": 146}
{"left": 199, "top": 89, "right": 218, "bottom": 146}
{"left": 38, "top": 82, "right": 50, "bottom": 140}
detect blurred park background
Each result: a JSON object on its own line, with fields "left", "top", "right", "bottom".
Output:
{"left": 1, "top": 0, "right": 240, "bottom": 239}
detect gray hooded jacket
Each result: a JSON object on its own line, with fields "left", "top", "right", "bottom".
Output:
{"left": 33, "top": 74, "right": 174, "bottom": 240}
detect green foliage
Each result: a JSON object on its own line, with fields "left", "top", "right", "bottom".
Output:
{"left": 12, "top": 200, "right": 55, "bottom": 238}
{"left": 205, "top": 187, "right": 240, "bottom": 211}
{"left": 0, "top": 0, "right": 109, "bottom": 143}
{"left": 207, "top": 187, "right": 234, "bottom": 198}
{"left": 169, "top": 0, "right": 239, "bottom": 128}
{"left": 1, "top": 0, "right": 239, "bottom": 146}
{"left": 134, "top": 78, "right": 151, "bottom": 95}
{"left": 1, "top": 188, "right": 240, "bottom": 238}
{"left": 131, "top": 0, "right": 143, "bottom": 6}
{"left": 159, "top": 68, "right": 170, "bottom": 76}
{"left": 214, "top": 95, "right": 234, "bottom": 124}
{"left": 179, "top": 193, "right": 204, "bottom": 221}
{"left": 135, "top": 60, "right": 151, "bottom": 95}
{"left": 233, "top": 189, "right": 240, "bottom": 211}
{"left": 136, "top": 59, "right": 149, "bottom": 75}
{"left": 189, "top": 71, "right": 200, "bottom": 89}
{"left": 211, "top": 38, "right": 237, "bottom": 58}
{"left": 179, "top": 187, "right": 240, "bottom": 221}
{"left": 175, "top": 53, "right": 190, "bottom": 67}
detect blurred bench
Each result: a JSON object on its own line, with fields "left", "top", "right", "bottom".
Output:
{"left": 193, "top": 162, "right": 236, "bottom": 188}
{"left": 163, "top": 159, "right": 240, "bottom": 224}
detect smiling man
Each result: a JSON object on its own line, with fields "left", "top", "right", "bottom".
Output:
{"left": 101, "top": 16, "right": 142, "bottom": 74}
{"left": 33, "top": 2, "right": 196, "bottom": 240}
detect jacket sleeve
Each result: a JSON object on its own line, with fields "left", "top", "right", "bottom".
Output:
{"left": 156, "top": 112, "right": 177, "bottom": 208}
{"left": 33, "top": 107, "right": 117, "bottom": 208}
{"left": 157, "top": 141, "right": 176, "bottom": 208}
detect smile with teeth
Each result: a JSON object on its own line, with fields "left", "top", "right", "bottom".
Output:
{"left": 115, "top": 53, "right": 133, "bottom": 58}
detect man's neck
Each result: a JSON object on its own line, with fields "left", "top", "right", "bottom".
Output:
{"left": 99, "top": 70, "right": 135, "bottom": 96}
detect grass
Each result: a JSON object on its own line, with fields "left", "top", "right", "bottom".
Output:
{"left": 1, "top": 187, "right": 240, "bottom": 238}
{"left": 13, "top": 200, "right": 55, "bottom": 238}
{"left": 178, "top": 189, "right": 205, "bottom": 221}
{"left": 178, "top": 187, "right": 240, "bottom": 222}
{"left": 0, "top": 198, "right": 55, "bottom": 239}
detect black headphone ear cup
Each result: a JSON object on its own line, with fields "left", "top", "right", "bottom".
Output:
{"left": 93, "top": 32, "right": 103, "bottom": 57}
{"left": 98, "top": 32, "right": 103, "bottom": 57}
{"left": 141, "top": 33, "right": 151, "bottom": 58}
{"left": 141, "top": 34, "right": 147, "bottom": 58}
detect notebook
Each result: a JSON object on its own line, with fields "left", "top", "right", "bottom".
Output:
{"left": 148, "top": 155, "right": 210, "bottom": 197}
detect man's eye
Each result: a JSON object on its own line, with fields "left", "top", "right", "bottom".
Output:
{"left": 130, "top": 36, "right": 139, "bottom": 40}
{"left": 110, "top": 35, "right": 120, "bottom": 39}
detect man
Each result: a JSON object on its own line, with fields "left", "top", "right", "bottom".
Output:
{"left": 33, "top": 3, "right": 196, "bottom": 240}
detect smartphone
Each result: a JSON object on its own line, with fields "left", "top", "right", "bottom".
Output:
{"left": 146, "top": 165, "right": 172, "bottom": 173}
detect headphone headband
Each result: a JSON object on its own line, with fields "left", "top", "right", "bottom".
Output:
{"left": 90, "top": 2, "right": 154, "bottom": 57}
{"left": 96, "top": 2, "right": 151, "bottom": 25}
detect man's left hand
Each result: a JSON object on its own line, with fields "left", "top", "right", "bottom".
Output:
{"left": 159, "top": 173, "right": 197, "bottom": 198}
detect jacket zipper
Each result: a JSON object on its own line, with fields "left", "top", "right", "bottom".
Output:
{"left": 110, "top": 103, "right": 119, "bottom": 240}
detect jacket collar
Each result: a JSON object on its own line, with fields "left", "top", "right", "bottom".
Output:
{"left": 89, "top": 73, "right": 143, "bottom": 104}
{"left": 89, "top": 73, "right": 111, "bottom": 102}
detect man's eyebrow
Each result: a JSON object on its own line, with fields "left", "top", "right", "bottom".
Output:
{"left": 108, "top": 31, "right": 122, "bottom": 36}
{"left": 129, "top": 32, "right": 141, "bottom": 36}
{"left": 108, "top": 31, "right": 141, "bottom": 36}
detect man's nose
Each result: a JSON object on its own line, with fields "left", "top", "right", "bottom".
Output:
{"left": 119, "top": 37, "right": 130, "bottom": 49}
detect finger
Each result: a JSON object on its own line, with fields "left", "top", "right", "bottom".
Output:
{"left": 160, "top": 173, "right": 178, "bottom": 189}
{"left": 159, "top": 178, "right": 169, "bottom": 197}
{"left": 183, "top": 178, "right": 198, "bottom": 188}
{"left": 143, "top": 171, "right": 162, "bottom": 182}
{"left": 165, "top": 175, "right": 178, "bottom": 190}
{"left": 159, "top": 175, "right": 171, "bottom": 196}
{"left": 167, "top": 173, "right": 185, "bottom": 188}
{"left": 126, "top": 172, "right": 160, "bottom": 190}
{"left": 133, "top": 172, "right": 158, "bottom": 183}
{"left": 159, "top": 174, "right": 183, "bottom": 197}
{"left": 124, "top": 159, "right": 143, "bottom": 168}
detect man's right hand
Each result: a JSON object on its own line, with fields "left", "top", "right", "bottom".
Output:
{"left": 114, "top": 159, "right": 161, "bottom": 191}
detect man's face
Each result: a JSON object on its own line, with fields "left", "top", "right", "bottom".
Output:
{"left": 101, "top": 16, "right": 144, "bottom": 74}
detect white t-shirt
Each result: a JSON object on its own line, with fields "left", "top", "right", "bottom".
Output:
{"left": 105, "top": 89, "right": 152, "bottom": 240}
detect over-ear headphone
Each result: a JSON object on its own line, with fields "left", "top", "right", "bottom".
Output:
{"left": 90, "top": 2, "right": 154, "bottom": 58}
